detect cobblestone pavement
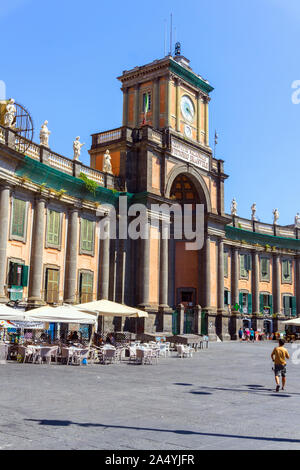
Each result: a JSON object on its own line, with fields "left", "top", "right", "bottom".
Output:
{"left": 0, "top": 341, "right": 299, "bottom": 450}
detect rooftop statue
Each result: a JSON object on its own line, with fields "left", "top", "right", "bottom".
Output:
{"left": 251, "top": 203, "right": 257, "bottom": 221}
{"left": 103, "top": 149, "right": 113, "bottom": 174}
{"left": 295, "top": 213, "right": 300, "bottom": 228}
{"left": 73, "top": 136, "right": 85, "bottom": 161}
{"left": 39, "top": 120, "right": 51, "bottom": 147}
{"left": 273, "top": 208, "right": 279, "bottom": 225}
{"left": 231, "top": 198, "right": 237, "bottom": 217}
{"left": 4, "top": 99, "right": 16, "bottom": 128}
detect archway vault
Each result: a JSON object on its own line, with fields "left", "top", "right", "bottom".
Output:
{"left": 165, "top": 163, "right": 212, "bottom": 213}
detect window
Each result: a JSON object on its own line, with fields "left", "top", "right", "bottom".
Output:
{"left": 79, "top": 272, "right": 93, "bottom": 303}
{"left": 11, "top": 198, "right": 26, "bottom": 239}
{"left": 240, "top": 254, "right": 251, "bottom": 279}
{"left": 80, "top": 218, "right": 94, "bottom": 254}
{"left": 239, "top": 292, "right": 252, "bottom": 314}
{"left": 260, "top": 257, "right": 270, "bottom": 281}
{"left": 142, "top": 92, "right": 151, "bottom": 112}
{"left": 282, "top": 259, "right": 292, "bottom": 283}
{"left": 47, "top": 210, "right": 61, "bottom": 248}
{"left": 224, "top": 290, "right": 231, "bottom": 306}
{"left": 45, "top": 268, "right": 59, "bottom": 304}
{"left": 224, "top": 252, "right": 228, "bottom": 277}
{"left": 283, "top": 295, "right": 296, "bottom": 317}
{"left": 260, "top": 293, "right": 273, "bottom": 315}
{"left": 8, "top": 261, "right": 29, "bottom": 301}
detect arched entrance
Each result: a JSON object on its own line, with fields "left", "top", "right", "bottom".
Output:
{"left": 168, "top": 171, "right": 207, "bottom": 310}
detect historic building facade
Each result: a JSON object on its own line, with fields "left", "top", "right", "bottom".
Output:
{"left": 0, "top": 52, "right": 299, "bottom": 339}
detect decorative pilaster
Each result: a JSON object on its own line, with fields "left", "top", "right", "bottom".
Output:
{"left": 217, "top": 239, "right": 225, "bottom": 312}
{"left": 64, "top": 208, "right": 79, "bottom": 304}
{"left": 28, "top": 196, "right": 46, "bottom": 305}
{"left": 133, "top": 84, "right": 140, "bottom": 128}
{"left": 252, "top": 251, "right": 260, "bottom": 314}
{"left": 166, "top": 74, "right": 172, "bottom": 129}
{"left": 0, "top": 185, "right": 10, "bottom": 302}
{"left": 99, "top": 218, "right": 110, "bottom": 300}
{"left": 273, "top": 253, "right": 281, "bottom": 315}
{"left": 139, "top": 221, "right": 150, "bottom": 308}
{"left": 159, "top": 222, "right": 169, "bottom": 307}
{"left": 231, "top": 246, "right": 239, "bottom": 306}
{"left": 175, "top": 78, "right": 181, "bottom": 132}
{"left": 204, "top": 96, "right": 210, "bottom": 146}
{"left": 197, "top": 93, "right": 202, "bottom": 143}
{"left": 152, "top": 78, "right": 159, "bottom": 129}
{"left": 122, "top": 87, "right": 129, "bottom": 127}
{"left": 204, "top": 235, "right": 211, "bottom": 309}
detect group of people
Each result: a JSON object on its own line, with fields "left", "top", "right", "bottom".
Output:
{"left": 238, "top": 327, "right": 256, "bottom": 342}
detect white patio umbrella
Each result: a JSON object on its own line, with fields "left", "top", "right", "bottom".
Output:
{"left": 0, "top": 304, "right": 27, "bottom": 321}
{"left": 25, "top": 305, "right": 97, "bottom": 325}
{"left": 282, "top": 318, "right": 300, "bottom": 326}
{"left": 74, "top": 299, "right": 148, "bottom": 318}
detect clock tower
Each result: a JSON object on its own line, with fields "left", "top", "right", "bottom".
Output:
{"left": 118, "top": 50, "right": 214, "bottom": 147}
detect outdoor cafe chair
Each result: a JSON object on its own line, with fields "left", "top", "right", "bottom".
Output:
{"left": 71, "top": 348, "right": 90, "bottom": 366}
{"left": 177, "top": 344, "right": 193, "bottom": 358}
{"left": 61, "top": 347, "right": 74, "bottom": 365}
{"left": 38, "top": 347, "right": 55, "bottom": 365}
{"left": 102, "top": 348, "right": 116, "bottom": 365}
{"left": 18, "top": 345, "right": 34, "bottom": 363}
{"left": 0, "top": 344, "right": 8, "bottom": 363}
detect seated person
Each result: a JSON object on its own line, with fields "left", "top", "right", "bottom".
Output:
{"left": 106, "top": 333, "right": 116, "bottom": 345}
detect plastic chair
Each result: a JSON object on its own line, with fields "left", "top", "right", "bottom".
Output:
{"left": 102, "top": 348, "right": 116, "bottom": 364}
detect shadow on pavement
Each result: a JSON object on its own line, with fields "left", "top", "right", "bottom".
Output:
{"left": 24, "top": 419, "right": 300, "bottom": 444}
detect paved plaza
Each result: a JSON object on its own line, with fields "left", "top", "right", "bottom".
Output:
{"left": 0, "top": 341, "right": 300, "bottom": 450}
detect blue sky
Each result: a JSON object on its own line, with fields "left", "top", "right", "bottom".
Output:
{"left": 1, "top": 0, "right": 299, "bottom": 225}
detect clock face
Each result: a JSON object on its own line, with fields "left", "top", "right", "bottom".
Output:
{"left": 184, "top": 125, "right": 192, "bottom": 138}
{"left": 181, "top": 95, "right": 195, "bottom": 123}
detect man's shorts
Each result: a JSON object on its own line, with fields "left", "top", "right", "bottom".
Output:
{"left": 274, "top": 364, "right": 287, "bottom": 377}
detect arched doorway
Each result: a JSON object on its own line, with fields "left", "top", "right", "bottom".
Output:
{"left": 169, "top": 173, "right": 203, "bottom": 308}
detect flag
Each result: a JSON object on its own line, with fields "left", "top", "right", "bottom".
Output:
{"left": 143, "top": 93, "right": 149, "bottom": 125}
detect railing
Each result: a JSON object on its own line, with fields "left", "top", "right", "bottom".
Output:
{"left": 0, "top": 124, "right": 118, "bottom": 190}
{"left": 80, "top": 166, "right": 105, "bottom": 185}
{"left": 48, "top": 152, "right": 73, "bottom": 175}
{"left": 95, "top": 127, "right": 123, "bottom": 145}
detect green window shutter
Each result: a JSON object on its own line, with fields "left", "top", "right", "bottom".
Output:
{"left": 81, "top": 218, "right": 94, "bottom": 253}
{"left": 12, "top": 199, "right": 26, "bottom": 237}
{"left": 283, "top": 296, "right": 289, "bottom": 316}
{"left": 21, "top": 265, "right": 29, "bottom": 287}
{"left": 291, "top": 297, "right": 297, "bottom": 317}
{"left": 282, "top": 260, "right": 292, "bottom": 282}
{"left": 261, "top": 258, "right": 269, "bottom": 279}
{"left": 239, "top": 292, "right": 243, "bottom": 312}
{"left": 9, "top": 263, "right": 18, "bottom": 285}
{"left": 47, "top": 210, "right": 60, "bottom": 246}
{"left": 260, "top": 294, "right": 264, "bottom": 313}
{"left": 46, "top": 269, "right": 59, "bottom": 304}
{"left": 269, "top": 295, "right": 273, "bottom": 315}
{"left": 80, "top": 272, "right": 93, "bottom": 303}
{"left": 248, "top": 294, "right": 252, "bottom": 314}
{"left": 240, "top": 255, "right": 247, "bottom": 278}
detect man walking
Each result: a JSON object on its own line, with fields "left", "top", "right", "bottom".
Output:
{"left": 271, "top": 339, "right": 290, "bottom": 392}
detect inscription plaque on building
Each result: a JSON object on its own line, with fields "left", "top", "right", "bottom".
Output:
{"left": 171, "top": 138, "right": 210, "bottom": 171}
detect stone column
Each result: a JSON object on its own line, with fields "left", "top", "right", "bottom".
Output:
{"left": 273, "top": 254, "right": 281, "bottom": 315}
{"left": 296, "top": 256, "right": 300, "bottom": 316}
{"left": 133, "top": 84, "right": 140, "bottom": 128}
{"left": 139, "top": 221, "right": 150, "bottom": 308}
{"left": 28, "top": 196, "right": 46, "bottom": 304}
{"left": 204, "top": 236, "right": 211, "bottom": 309}
{"left": 197, "top": 93, "right": 202, "bottom": 143}
{"left": 217, "top": 239, "right": 224, "bottom": 312}
{"left": 252, "top": 251, "right": 260, "bottom": 314}
{"left": 122, "top": 87, "right": 129, "bottom": 127}
{"left": 152, "top": 78, "right": 159, "bottom": 129}
{"left": 177, "top": 304, "right": 185, "bottom": 335}
{"left": 204, "top": 97, "right": 210, "bottom": 146}
{"left": 231, "top": 246, "right": 239, "bottom": 306}
{"left": 175, "top": 78, "right": 181, "bottom": 132}
{"left": 0, "top": 185, "right": 10, "bottom": 302}
{"left": 159, "top": 222, "right": 169, "bottom": 307}
{"left": 99, "top": 218, "right": 110, "bottom": 300}
{"left": 64, "top": 208, "right": 79, "bottom": 304}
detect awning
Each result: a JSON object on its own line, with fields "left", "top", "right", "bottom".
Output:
{"left": 282, "top": 318, "right": 300, "bottom": 326}
{"left": 0, "top": 320, "right": 18, "bottom": 329}
{"left": 0, "top": 304, "right": 27, "bottom": 321}
{"left": 25, "top": 305, "right": 97, "bottom": 325}
{"left": 75, "top": 300, "right": 148, "bottom": 318}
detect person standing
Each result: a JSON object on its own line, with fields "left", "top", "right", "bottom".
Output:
{"left": 250, "top": 328, "right": 255, "bottom": 342}
{"left": 271, "top": 339, "right": 290, "bottom": 392}
{"left": 238, "top": 328, "right": 243, "bottom": 341}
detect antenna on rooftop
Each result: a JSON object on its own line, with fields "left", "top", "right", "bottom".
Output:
{"left": 169, "top": 13, "right": 173, "bottom": 56}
